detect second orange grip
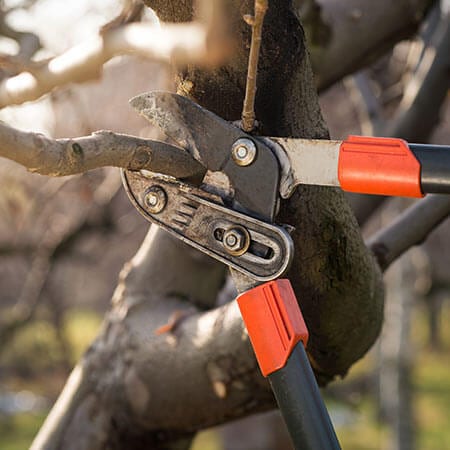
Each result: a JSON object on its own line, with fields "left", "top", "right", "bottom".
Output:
{"left": 237, "top": 279, "right": 309, "bottom": 377}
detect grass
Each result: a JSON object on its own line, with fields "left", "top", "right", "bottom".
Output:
{"left": 330, "top": 357, "right": 391, "bottom": 450}
{"left": 63, "top": 308, "right": 103, "bottom": 362}
{"left": 0, "top": 412, "right": 46, "bottom": 450}
{"left": 0, "top": 309, "right": 102, "bottom": 450}
{"left": 416, "top": 360, "right": 450, "bottom": 449}
{"left": 414, "top": 303, "right": 450, "bottom": 449}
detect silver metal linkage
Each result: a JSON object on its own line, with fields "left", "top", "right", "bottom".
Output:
{"left": 122, "top": 170, "right": 293, "bottom": 281}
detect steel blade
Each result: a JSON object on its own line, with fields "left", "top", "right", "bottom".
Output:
{"left": 270, "top": 137, "right": 342, "bottom": 198}
{"left": 130, "top": 91, "right": 246, "bottom": 170}
{"left": 130, "top": 91, "right": 280, "bottom": 221}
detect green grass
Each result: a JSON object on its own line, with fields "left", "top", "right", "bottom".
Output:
{"left": 0, "top": 412, "right": 46, "bottom": 450}
{"left": 63, "top": 309, "right": 103, "bottom": 362}
{"left": 413, "top": 302, "right": 450, "bottom": 449}
{"left": 0, "top": 309, "right": 102, "bottom": 449}
{"left": 414, "top": 347, "right": 450, "bottom": 448}
{"left": 1, "top": 309, "right": 102, "bottom": 376}
{"left": 330, "top": 358, "right": 391, "bottom": 450}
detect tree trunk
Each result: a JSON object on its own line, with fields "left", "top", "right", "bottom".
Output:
{"left": 32, "top": 2, "right": 384, "bottom": 448}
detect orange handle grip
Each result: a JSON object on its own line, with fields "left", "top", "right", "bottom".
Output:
{"left": 237, "top": 279, "right": 308, "bottom": 377}
{"left": 338, "top": 135, "right": 424, "bottom": 197}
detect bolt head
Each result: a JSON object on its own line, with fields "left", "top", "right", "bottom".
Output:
{"left": 222, "top": 226, "right": 250, "bottom": 256}
{"left": 231, "top": 138, "right": 257, "bottom": 166}
{"left": 144, "top": 186, "right": 167, "bottom": 214}
{"left": 236, "top": 146, "right": 248, "bottom": 159}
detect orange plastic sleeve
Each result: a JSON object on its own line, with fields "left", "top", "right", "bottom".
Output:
{"left": 338, "top": 135, "right": 423, "bottom": 197}
{"left": 237, "top": 279, "right": 309, "bottom": 377}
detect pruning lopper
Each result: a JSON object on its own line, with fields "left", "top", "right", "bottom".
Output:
{"left": 121, "top": 91, "right": 450, "bottom": 450}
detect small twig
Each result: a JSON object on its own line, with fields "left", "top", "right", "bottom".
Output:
{"left": 241, "top": 0, "right": 268, "bottom": 132}
{"left": 368, "top": 195, "right": 450, "bottom": 271}
{"left": 0, "top": 19, "right": 41, "bottom": 65}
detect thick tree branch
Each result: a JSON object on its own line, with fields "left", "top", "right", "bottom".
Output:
{"left": 0, "top": 124, "right": 203, "bottom": 178}
{"left": 31, "top": 228, "right": 272, "bottom": 449}
{"left": 368, "top": 195, "right": 450, "bottom": 271}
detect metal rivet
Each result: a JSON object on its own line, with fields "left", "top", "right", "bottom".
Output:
{"left": 231, "top": 138, "right": 257, "bottom": 167}
{"left": 222, "top": 225, "right": 250, "bottom": 256}
{"left": 144, "top": 186, "right": 167, "bottom": 214}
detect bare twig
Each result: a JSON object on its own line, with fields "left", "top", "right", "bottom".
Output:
{"left": 0, "top": 17, "right": 229, "bottom": 108}
{"left": 241, "top": 0, "right": 268, "bottom": 132}
{"left": 0, "top": 124, "right": 204, "bottom": 178}
{"left": 368, "top": 195, "right": 450, "bottom": 271}
{"left": 0, "top": 18, "right": 41, "bottom": 64}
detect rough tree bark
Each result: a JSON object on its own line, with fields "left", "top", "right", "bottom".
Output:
{"left": 32, "top": 1, "right": 385, "bottom": 448}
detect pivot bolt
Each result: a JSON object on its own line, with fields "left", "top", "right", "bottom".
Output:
{"left": 144, "top": 186, "right": 167, "bottom": 214}
{"left": 223, "top": 226, "right": 250, "bottom": 256}
{"left": 231, "top": 138, "right": 257, "bottom": 167}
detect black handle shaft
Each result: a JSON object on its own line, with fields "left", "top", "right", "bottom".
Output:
{"left": 410, "top": 144, "right": 450, "bottom": 194}
{"left": 268, "top": 342, "right": 341, "bottom": 450}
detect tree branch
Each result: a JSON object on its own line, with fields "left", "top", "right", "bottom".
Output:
{"left": 31, "top": 227, "right": 272, "bottom": 449}
{"left": 0, "top": 124, "right": 204, "bottom": 178}
{"left": 383, "top": 10, "right": 450, "bottom": 141}
{"left": 300, "top": 0, "right": 435, "bottom": 91}
{"left": 0, "top": 10, "right": 229, "bottom": 108}
{"left": 368, "top": 195, "right": 450, "bottom": 271}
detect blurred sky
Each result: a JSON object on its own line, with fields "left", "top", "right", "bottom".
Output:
{"left": 7, "top": 0, "right": 122, "bottom": 52}
{"left": 0, "top": 0, "right": 122, "bottom": 133}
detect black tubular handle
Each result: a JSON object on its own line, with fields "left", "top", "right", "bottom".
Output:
{"left": 410, "top": 144, "right": 450, "bottom": 194}
{"left": 238, "top": 280, "right": 341, "bottom": 450}
{"left": 268, "top": 342, "right": 341, "bottom": 450}
{"left": 338, "top": 136, "right": 450, "bottom": 197}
